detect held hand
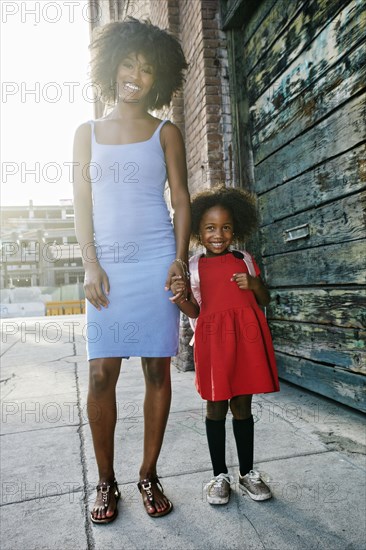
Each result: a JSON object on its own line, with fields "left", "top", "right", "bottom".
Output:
{"left": 84, "top": 263, "right": 110, "bottom": 310}
{"left": 169, "top": 275, "right": 187, "bottom": 303}
{"left": 164, "top": 260, "right": 186, "bottom": 290}
{"left": 231, "top": 272, "right": 258, "bottom": 291}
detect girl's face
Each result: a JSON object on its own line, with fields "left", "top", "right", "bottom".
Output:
{"left": 115, "top": 52, "right": 155, "bottom": 104}
{"left": 199, "top": 206, "right": 234, "bottom": 257}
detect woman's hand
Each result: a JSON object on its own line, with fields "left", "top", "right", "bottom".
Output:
{"left": 165, "top": 261, "right": 187, "bottom": 303}
{"left": 84, "top": 263, "right": 110, "bottom": 310}
{"left": 169, "top": 275, "right": 187, "bottom": 303}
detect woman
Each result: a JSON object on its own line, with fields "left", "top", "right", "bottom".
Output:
{"left": 72, "top": 17, "right": 190, "bottom": 523}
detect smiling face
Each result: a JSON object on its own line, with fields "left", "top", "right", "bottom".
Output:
{"left": 115, "top": 52, "right": 155, "bottom": 104}
{"left": 199, "top": 205, "right": 235, "bottom": 257}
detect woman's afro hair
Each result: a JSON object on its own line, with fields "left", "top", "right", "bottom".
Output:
{"left": 191, "top": 185, "right": 259, "bottom": 244}
{"left": 89, "top": 17, "right": 188, "bottom": 109}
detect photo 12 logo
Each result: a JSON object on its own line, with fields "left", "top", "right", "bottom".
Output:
{"left": 1, "top": 1, "right": 144, "bottom": 24}
{"left": 1, "top": 1, "right": 102, "bottom": 24}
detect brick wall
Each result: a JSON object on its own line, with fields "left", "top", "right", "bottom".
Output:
{"left": 148, "top": 0, "right": 234, "bottom": 370}
{"left": 148, "top": 0, "right": 232, "bottom": 192}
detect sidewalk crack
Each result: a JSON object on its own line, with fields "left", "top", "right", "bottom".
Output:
{"left": 73, "top": 330, "right": 95, "bottom": 550}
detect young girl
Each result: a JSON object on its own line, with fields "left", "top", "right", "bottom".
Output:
{"left": 171, "top": 185, "right": 279, "bottom": 505}
{"left": 73, "top": 18, "right": 190, "bottom": 523}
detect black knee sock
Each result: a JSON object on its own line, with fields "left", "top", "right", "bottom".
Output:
{"left": 232, "top": 415, "right": 254, "bottom": 476}
{"left": 205, "top": 418, "right": 228, "bottom": 477}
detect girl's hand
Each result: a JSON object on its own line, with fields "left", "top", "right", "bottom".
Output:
{"left": 84, "top": 263, "right": 110, "bottom": 310}
{"left": 231, "top": 272, "right": 271, "bottom": 306}
{"left": 231, "top": 272, "right": 258, "bottom": 291}
{"left": 169, "top": 275, "right": 187, "bottom": 303}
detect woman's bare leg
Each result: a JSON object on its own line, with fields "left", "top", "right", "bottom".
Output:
{"left": 139, "top": 356, "right": 172, "bottom": 514}
{"left": 88, "top": 357, "right": 122, "bottom": 520}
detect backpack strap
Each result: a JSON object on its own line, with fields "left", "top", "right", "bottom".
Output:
{"left": 238, "top": 250, "right": 257, "bottom": 277}
{"left": 188, "top": 254, "right": 202, "bottom": 345}
{"left": 188, "top": 253, "right": 202, "bottom": 306}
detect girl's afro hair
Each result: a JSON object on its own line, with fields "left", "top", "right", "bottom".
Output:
{"left": 89, "top": 17, "right": 188, "bottom": 109}
{"left": 191, "top": 185, "right": 258, "bottom": 244}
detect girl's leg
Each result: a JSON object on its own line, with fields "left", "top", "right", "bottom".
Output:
{"left": 230, "top": 395, "right": 253, "bottom": 476}
{"left": 88, "top": 357, "right": 122, "bottom": 520}
{"left": 230, "top": 394, "right": 271, "bottom": 500}
{"left": 206, "top": 400, "right": 229, "bottom": 476}
{"left": 139, "top": 356, "right": 172, "bottom": 515}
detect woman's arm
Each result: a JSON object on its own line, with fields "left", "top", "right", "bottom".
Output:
{"left": 231, "top": 273, "right": 271, "bottom": 306}
{"left": 161, "top": 122, "right": 191, "bottom": 294}
{"left": 72, "top": 122, "right": 110, "bottom": 310}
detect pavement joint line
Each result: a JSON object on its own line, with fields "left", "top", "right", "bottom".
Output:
{"left": 253, "top": 449, "right": 334, "bottom": 464}
{"left": 73, "top": 335, "right": 95, "bottom": 550}
{"left": 0, "top": 423, "right": 80, "bottom": 437}
{"left": 241, "top": 513, "right": 266, "bottom": 549}
{"left": 0, "top": 339, "right": 20, "bottom": 358}
{"left": 0, "top": 487, "right": 84, "bottom": 508}
{"left": 337, "top": 453, "right": 366, "bottom": 473}
{"left": 48, "top": 354, "right": 79, "bottom": 363}
{"left": 109, "top": 449, "right": 335, "bottom": 486}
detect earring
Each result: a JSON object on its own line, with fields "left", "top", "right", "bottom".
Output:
{"left": 110, "top": 78, "right": 117, "bottom": 103}
{"left": 154, "top": 89, "right": 160, "bottom": 108}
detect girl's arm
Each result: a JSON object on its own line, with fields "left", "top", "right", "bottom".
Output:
{"left": 161, "top": 122, "right": 191, "bottom": 294}
{"left": 231, "top": 273, "right": 271, "bottom": 306}
{"left": 170, "top": 277, "right": 200, "bottom": 318}
{"left": 177, "top": 295, "right": 200, "bottom": 318}
{"left": 72, "top": 122, "right": 110, "bottom": 310}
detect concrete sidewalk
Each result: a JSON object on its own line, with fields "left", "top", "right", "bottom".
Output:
{"left": 1, "top": 315, "right": 365, "bottom": 550}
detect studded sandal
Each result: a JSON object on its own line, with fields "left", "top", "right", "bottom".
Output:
{"left": 90, "top": 480, "right": 121, "bottom": 524}
{"left": 137, "top": 476, "right": 173, "bottom": 518}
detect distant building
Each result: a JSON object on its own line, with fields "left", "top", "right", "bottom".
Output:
{"left": 1, "top": 200, "right": 83, "bottom": 288}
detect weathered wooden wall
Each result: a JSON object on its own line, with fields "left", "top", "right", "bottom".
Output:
{"left": 222, "top": 0, "right": 366, "bottom": 411}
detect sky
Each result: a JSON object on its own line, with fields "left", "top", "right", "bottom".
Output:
{"left": 1, "top": 0, "right": 94, "bottom": 206}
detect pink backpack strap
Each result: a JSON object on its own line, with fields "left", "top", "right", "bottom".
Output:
{"left": 239, "top": 250, "right": 257, "bottom": 277}
{"left": 188, "top": 254, "right": 202, "bottom": 345}
{"left": 189, "top": 254, "right": 202, "bottom": 305}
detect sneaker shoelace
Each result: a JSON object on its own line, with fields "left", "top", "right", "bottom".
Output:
{"left": 204, "top": 473, "right": 234, "bottom": 491}
{"left": 245, "top": 470, "right": 270, "bottom": 484}
{"left": 248, "top": 470, "right": 262, "bottom": 483}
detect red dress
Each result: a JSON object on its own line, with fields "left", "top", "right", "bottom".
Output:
{"left": 193, "top": 252, "right": 279, "bottom": 401}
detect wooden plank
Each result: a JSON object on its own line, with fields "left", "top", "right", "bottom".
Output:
{"left": 240, "top": 0, "right": 306, "bottom": 73}
{"left": 247, "top": 0, "right": 364, "bottom": 103}
{"left": 276, "top": 352, "right": 366, "bottom": 413}
{"left": 267, "top": 288, "right": 366, "bottom": 329}
{"left": 239, "top": 0, "right": 278, "bottom": 47}
{"left": 243, "top": 0, "right": 308, "bottom": 76}
{"left": 261, "top": 192, "right": 366, "bottom": 255}
{"left": 252, "top": 42, "right": 366, "bottom": 163}
{"left": 259, "top": 144, "right": 366, "bottom": 225}
{"left": 262, "top": 240, "right": 366, "bottom": 286}
{"left": 271, "top": 321, "right": 365, "bottom": 373}
{"left": 255, "top": 92, "right": 366, "bottom": 192}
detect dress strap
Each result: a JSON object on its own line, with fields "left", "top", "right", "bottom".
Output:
{"left": 153, "top": 118, "right": 170, "bottom": 138}
{"left": 88, "top": 120, "right": 96, "bottom": 143}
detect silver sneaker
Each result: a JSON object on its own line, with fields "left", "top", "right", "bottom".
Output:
{"left": 239, "top": 470, "right": 272, "bottom": 501}
{"left": 204, "top": 473, "right": 233, "bottom": 505}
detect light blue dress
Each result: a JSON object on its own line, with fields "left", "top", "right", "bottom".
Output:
{"left": 85, "top": 119, "right": 179, "bottom": 360}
